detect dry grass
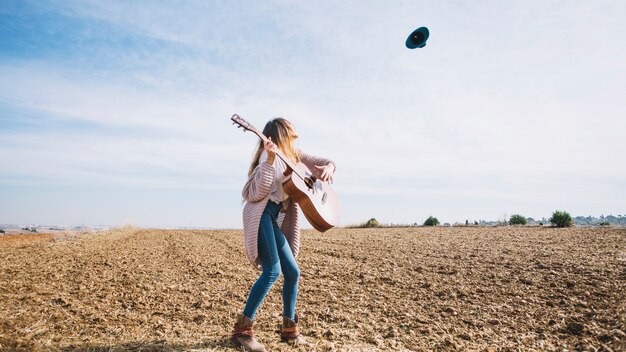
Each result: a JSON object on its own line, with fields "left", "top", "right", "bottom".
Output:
{"left": 0, "top": 227, "right": 624, "bottom": 351}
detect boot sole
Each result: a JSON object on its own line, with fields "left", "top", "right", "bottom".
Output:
{"left": 231, "top": 336, "right": 267, "bottom": 352}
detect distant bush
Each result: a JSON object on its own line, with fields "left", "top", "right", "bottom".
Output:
{"left": 550, "top": 211, "right": 573, "bottom": 228}
{"left": 363, "top": 218, "right": 380, "bottom": 228}
{"left": 509, "top": 214, "right": 527, "bottom": 225}
{"left": 423, "top": 216, "right": 440, "bottom": 226}
{"left": 598, "top": 221, "right": 610, "bottom": 226}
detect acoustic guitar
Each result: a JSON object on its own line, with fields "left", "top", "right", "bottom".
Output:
{"left": 231, "top": 114, "right": 340, "bottom": 232}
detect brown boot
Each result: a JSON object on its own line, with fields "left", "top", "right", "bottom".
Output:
{"left": 231, "top": 314, "right": 267, "bottom": 352}
{"left": 280, "top": 315, "right": 311, "bottom": 347}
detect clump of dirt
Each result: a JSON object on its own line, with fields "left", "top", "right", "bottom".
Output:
{"left": 0, "top": 227, "right": 624, "bottom": 351}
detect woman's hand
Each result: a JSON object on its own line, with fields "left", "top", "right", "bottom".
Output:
{"left": 315, "top": 163, "right": 335, "bottom": 183}
{"left": 264, "top": 137, "right": 278, "bottom": 164}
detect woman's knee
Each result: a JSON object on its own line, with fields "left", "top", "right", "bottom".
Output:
{"left": 283, "top": 264, "right": 300, "bottom": 284}
{"left": 263, "top": 263, "right": 282, "bottom": 284}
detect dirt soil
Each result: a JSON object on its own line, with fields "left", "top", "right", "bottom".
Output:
{"left": 1, "top": 226, "right": 624, "bottom": 351}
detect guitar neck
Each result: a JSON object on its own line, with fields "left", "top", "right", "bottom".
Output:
{"left": 231, "top": 114, "right": 306, "bottom": 180}
{"left": 251, "top": 130, "right": 303, "bottom": 177}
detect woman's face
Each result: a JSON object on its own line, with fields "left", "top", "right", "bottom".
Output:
{"left": 287, "top": 121, "right": 299, "bottom": 140}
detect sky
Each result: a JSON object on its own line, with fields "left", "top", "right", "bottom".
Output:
{"left": 1, "top": 0, "right": 625, "bottom": 228}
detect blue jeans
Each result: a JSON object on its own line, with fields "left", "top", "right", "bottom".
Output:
{"left": 243, "top": 201, "right": 300, "bottom": 321}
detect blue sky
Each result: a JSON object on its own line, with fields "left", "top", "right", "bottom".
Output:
{"left": 1, "top": 0, "right": 625, "bottom": 228}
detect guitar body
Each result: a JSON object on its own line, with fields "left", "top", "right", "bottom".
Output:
{"left": 282, "top": 162, "right": 340, "bottom": 232}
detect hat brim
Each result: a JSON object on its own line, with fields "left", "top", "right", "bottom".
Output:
{"left": 405, "top": 27, "right": 429, "bottom": 49}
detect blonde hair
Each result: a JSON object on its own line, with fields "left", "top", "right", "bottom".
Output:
{"left": 248, "top": 118, "right": 300, "bottom": 176}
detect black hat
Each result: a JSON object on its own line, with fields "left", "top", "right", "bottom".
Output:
{"left": 406, "top": 27, "right": 429, "bottom": 49}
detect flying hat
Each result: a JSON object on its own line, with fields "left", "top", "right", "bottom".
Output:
{"left": 405, "top": 27, "right": 429, "bottom": 49}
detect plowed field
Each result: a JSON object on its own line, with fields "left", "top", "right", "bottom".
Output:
{"left": 1, "top": 227, "right": 624, "bottom": 351}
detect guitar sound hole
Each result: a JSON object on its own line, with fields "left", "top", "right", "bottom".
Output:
{"left": 304, "top": 177, "right": 314, "bottom": 189}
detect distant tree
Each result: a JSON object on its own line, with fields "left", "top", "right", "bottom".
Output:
{"left": 550, "top": 211, "right": 573, "bottom": 228}
{"left": 574, "top": 216, "right": 589, "bottom": 225}
{"left": 364, "top": 218, "right": 380, "bottom": 228}
{"left": 423, "top": 216, "right": 440, "bottom": 226}
{"left": 509, "top": 214, "right": 527, "bottom": 225}
{"left": 599, "top": 221, "right": 610, "bottom": 226}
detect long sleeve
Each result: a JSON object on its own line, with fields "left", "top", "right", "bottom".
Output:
{"left": 242, "top": 161, "right": 275, "bottom": 203}
{"left": 299, "top": 152, "right": 336, "bottom": 179}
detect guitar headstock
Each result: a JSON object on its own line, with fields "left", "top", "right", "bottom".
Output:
{"left": 231, "top": 114, "right": 254, "bottom": 132}
{"left": 231, "top": 114, "right": 268, "bottom": 142}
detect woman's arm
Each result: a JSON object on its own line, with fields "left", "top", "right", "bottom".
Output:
{"left": 242, "top": 138, "right": 279, "bottom": 202}
{"left": 300, "top": 152, "right": 336, "bottom": 182}
{"left": 242, "top": 161, "right": 275, "bottom": 202}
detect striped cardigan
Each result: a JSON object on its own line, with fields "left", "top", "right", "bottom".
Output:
{"left": 242, "top": 152, "right": 335, "bottom": 270}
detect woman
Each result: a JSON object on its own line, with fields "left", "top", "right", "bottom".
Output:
{"left": 232, "top": 118, "right": 336, "bottom": 351}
